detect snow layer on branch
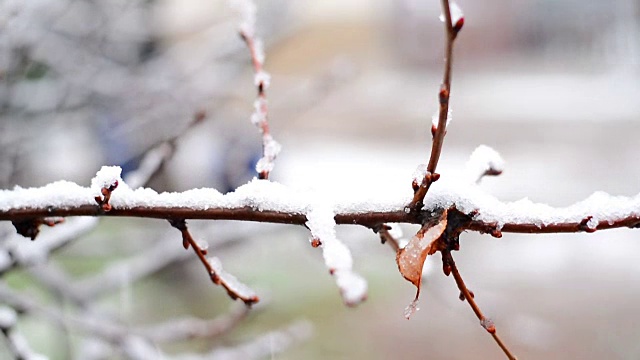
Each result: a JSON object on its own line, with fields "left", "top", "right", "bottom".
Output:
{"left": 465, "top": 145, "right": 504, "bottom": 183}
{"left": 306, "top": 204, "right": 367, "bottom": 305}
{"left": 2, "top": 166, "right": 640, "bottom": 232}
{"left": 439, "top": 1, "right": 464, "bottom": 25}
{"left": 208, "top": 257, "right": 258, "bottom": 301}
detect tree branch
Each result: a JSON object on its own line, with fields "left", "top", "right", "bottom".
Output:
{"left": 408, "top": 0, "right": 462, "bottom": 212}
{"left": 442, "top": 251, "right": 517, "bottom": 360}
{"left": 169, "top": 219, "right": 259, "bottom": 305}
{"left": 236, "top": 1, "right": 281, "bottom": 180}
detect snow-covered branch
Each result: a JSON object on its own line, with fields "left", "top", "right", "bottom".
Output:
{"left": 408, "top": 0, "right": 465, "bottom": 212}
{"left": 231, "top": 0, "right": 281, "bottom": 180}
{"left": 2, "top": 165, "right": 640, "bottom": 236}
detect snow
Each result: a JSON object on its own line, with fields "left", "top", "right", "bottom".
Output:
{"left": 431, "top": 108, "right": 452, "bottom": 131}
{"left": 208, "top": 256, "right": 257, "bottom": 300}
{"left": 465, "top": 145, "right": 505, "bottom": 183}
{"left": 91, "top": 166, "right": 120, "bottom": 194}
{"left": 439, "top": 2, "right": 464, "bottom": 25}
{"left": 228, "top": 0, "right": 257, "bottom": 38}
{"left": 251, "top": 98, "right": 267, "bottom": 128}
{"left": 255, "top": 136, "right": 281, "bottom": 173}
{"left": 253, "top": 70, "right": 271, "bottom": 89}
{"left": 306, "top": 201, "right": 367, "bottom": 305}
{"left": 2, "top": 164, "right": 640, "bottom": 236}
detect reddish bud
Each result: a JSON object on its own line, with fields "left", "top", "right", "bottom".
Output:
{"left": 311, "top": 238, "right": 322, "bottom": 248}
{"left": 453, "top": 17, "right": 464, "bottom": 34}
{"left": 443, "top": 263, "right": 452, "bottom": 276}
{"left": 481, "top": 318, "right": 496, "bottom": 334}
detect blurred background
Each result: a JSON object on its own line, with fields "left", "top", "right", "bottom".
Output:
{"left": 1, "top": 0, "right": 640, "bottom": 359}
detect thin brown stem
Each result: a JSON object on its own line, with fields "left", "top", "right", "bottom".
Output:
{"left": 409, "top": 0, "right": 458, "bottom": 211}
{"left": 377, "top": 224, "right": 401, "bottom": 252}
{"left": 442, "top": 251, "right": 517, "bottom": 360}
{"left": 239, "top": 30, "right": 279, "bottom": 180}
{"left": 169, "top": 219, "right": 259, "bottom": 305}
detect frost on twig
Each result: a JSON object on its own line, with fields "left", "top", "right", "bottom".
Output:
{"left": 465, "top": 145, "right": 504, "bottom": 184}
{"left": 306, "top": 206, "right": 367, "bottom": 306}
{"left": 170, "top": 219, "right": 259, "bottom": 305}
{"left": 230, "top": 0, "right": 281, "bottom": 179}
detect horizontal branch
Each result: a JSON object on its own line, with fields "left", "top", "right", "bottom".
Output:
{"left": 2, "top": 203, "right": 640, "bottom": 237}
{"left": 2, "top": 166, "right": 640, "bottom": 238}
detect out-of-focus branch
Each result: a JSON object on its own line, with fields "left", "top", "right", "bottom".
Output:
{"left": 442, "top": 251, "right": 517, "bottom": 360}
{"left": 409, "top": 0, "right": 464, "bottom": 212}
{"left": 183, "top": 320, "right": 313, "bottom": 360}
{"left": 138, "top": 303, "right": 250, "bottom": 343}
{"left": 0, "top": 305, "right": 47, "bottom": 360}
{"left": 125, "top": 111, "right": 206, "bottom": 189}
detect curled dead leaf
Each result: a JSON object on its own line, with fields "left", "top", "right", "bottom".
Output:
{"left": 396, "top": 210, "right": 448, "bottom": 318}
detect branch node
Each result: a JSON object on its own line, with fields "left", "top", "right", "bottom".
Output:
{"left": 94, "top": 180, "right": 118, "bottom": 212}
{"left": 480, "top": 318, "right": 496, "bottom": 334}
{"left": 579, "top": 216, "right": 597, "bottom": 233}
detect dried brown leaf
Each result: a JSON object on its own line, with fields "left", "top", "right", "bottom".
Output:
{"left": 396, "top": 210, "right": 448, "bottom": 318}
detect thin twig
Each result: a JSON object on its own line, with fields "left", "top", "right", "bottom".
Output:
{"left": 138, "top": 303, "right": 250, "bottom": 343}
{"left": 238, "top": 6, "right": 281, "bottom": 180}
{"left": 377, "top": 224, "right": 401, "bottom": 252}
{"left": 408, "top": 0, "right": 459, "bottom": 211}
{"left": 168, "top": 219, "right": 259, "bottom": 305}
{"left": 442, "top": 251, "right": 517, "bottom": 360}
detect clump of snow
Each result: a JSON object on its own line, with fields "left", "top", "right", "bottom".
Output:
{"left": 255, "top": 135, "right": 281, "bottom": 174}
{"left": 254, "top": 70, "right": 271, "bottom": 88}
{"left": 306, "top": 203, "right": 367, "bottom": 305}
{"left": 465, "top": 145, "right": 505, "bottom": 183}
{"left": 91, "top": 166, "right": 121, "bottom": 194}
{"left": 251, "top": 98, "right": 268, "bottom": 129}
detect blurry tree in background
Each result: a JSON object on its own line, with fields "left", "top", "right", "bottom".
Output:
{"left": 1, "top": 0, "right": 640, "bottom": 359}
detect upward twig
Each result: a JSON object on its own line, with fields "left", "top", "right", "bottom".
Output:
{"left": 238, "top": 8, "right": 281, "bottom": 180}
{"left": 409, "top": 0, "right": 460, "bottom": 212}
